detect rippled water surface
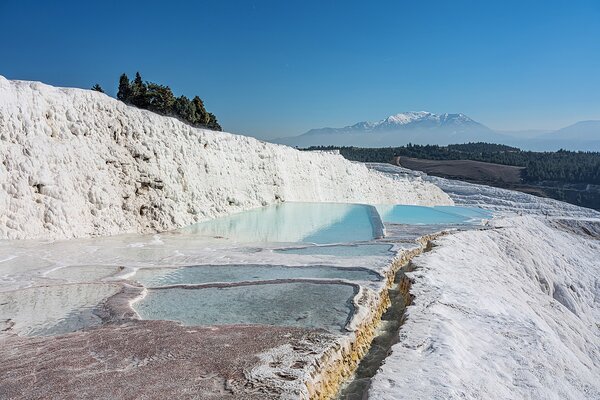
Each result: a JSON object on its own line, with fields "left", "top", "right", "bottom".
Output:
{"left": 134, "top": 264, "right": 380, "bottom": 286}
{"left": 275, "top": 243, "right": 394, "bottom": 257}
{"left": 0, "top": 283, "right": 121, "bottom": 336}
{"left": 1, "top": 203, "right": 490, "bottom": 337}
{"left": 134, "top": 282, "right": 355, "bottom": 332}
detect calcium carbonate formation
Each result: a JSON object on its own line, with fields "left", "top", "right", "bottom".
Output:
{"left": 0, "top": 77, "right": 452, "bottom": 240}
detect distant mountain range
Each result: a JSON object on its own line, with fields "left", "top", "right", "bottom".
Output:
{"left": 303, "top": 111, "right": 487, "bottom": 135}
{"left": 272, "top": 112, "right": 600, "bottom": 151}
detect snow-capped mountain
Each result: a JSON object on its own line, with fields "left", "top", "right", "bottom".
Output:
{"left": 304, "top": 111, "right": 488, "bottom": 135}
{"left": 274, "top": 112, "right": 600, "bottom": 150}
{"left": 275, "top": 111, "right": 506, "bottom": 147}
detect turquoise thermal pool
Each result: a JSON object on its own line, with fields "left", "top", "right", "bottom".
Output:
{"left": 376, "top": 205, "right": 491, "bottom": 225}
{"left": 182, "top": 202, "right": 383, "bottom": 244}
{"left": 134, "top": 282, "right": 356, "bottom": 332}
{"left": 181, "top": 202, "right": 490, "bottom": 243}
{"left": 274, "top": 243, "right": 394, "bottom": 257}
{"left": 118, "top": 203, "right": 491, "bottom": 333}
{"left": 133, "top": 264, "right": 380, "bottom": 287}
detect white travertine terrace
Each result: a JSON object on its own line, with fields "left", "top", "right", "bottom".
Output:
{"left": 2, "top": 78, "right": 599, "bottom": 400}
{"left": 367, "top": 167, "right": 600, "bottom": 400}
{"left": 0, "top": 77, "right": 451, "bottom": 240}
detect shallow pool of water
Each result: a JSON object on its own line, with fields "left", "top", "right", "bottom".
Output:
{"left": 434, "top": 205, "right": 493, "bottom": 219}
{"left": 0, "top": 283, "right": 121, "bottom": 336}
{"left": 182, "top": 202, "right": 383, "bottom": 244}
{"left": 376, "top": 205, "right": 491, "bottom": 225}
{"left": 134, "top": 264, "right": 380, "bottom": 286}
{"left": 46, "top": 265, "right": 124, "bottom": 282}
{"left": 134, "top": 282, "right": 355, "bottom": 332}
{"left": 275, "top": 243, "right": 394, "bottom": 257}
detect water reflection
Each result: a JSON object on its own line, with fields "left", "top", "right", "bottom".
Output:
{"left": 182, "top": 202, "right": 382, "bottom": 243}
{"left": 376, "top": 205, "right": 491, "bottom": 225}
{"left": 134, "top": 264, "right": 380, "bottom": 286}
{"left": 134, "top": 282, "right": 356, "bottom": 332}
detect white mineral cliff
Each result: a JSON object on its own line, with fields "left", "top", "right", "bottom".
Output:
{"left": 369, "top": 216, "right": 600, "bottom": 400}
{"left": 0, "top": 77, "right": 451, "bottom": 240}
{"left": 367, "top": 165, "right": 600, "bottom": 400}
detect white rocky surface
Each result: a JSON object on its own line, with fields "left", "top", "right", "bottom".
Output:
{"left": 369, "top": 166, "right": 600, "bottom": 399}
{"left": 0, "top": 77, "right": 451, "bottom": 240}
{"left": 3, "top": 76, "right": 599, "bottom": 399}
{"left": 370, "top": 216, "right": 600, "bottom": 399}
{"left": 369, "top": 163, "right": 599, "bottom": 218}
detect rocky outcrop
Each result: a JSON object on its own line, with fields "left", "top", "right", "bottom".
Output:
{"left": 0, "top": 77, "right": 452, "bottom": 240}
{"left": 246, "top": 235, "right": 442, "bottom": 399}
{"left": 369, "top": 216, "right": 600, "bottom": 400}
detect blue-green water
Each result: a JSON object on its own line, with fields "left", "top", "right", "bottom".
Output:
{"left": 275, "top": 243, "right": 394, "bottom": 257}
{"left": 376, "top": 205, "right": 491, "bottom": 225}
{"left": 434, "top": 206, "right": 493, "bottom": 219}
{"left": 132, "top": 202, "right": 490, "bottom": 332}
{"left": 134, "top": 264, "right": 380, "bottom": 287}
{"left": 134, "top": 282, "right": 355, "bottom": 332}
{"left": 182, "top": 202, "right": 490, "bottom": 243}
{"left": 183, "top": 202, "right": 382, "bottom": 244}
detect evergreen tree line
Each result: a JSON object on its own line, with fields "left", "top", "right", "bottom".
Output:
{"left": 116, "top": 72, "right": 221, "bottom": 131}
{"left": 305, "top": 143, "right": 600, "bottom": 184}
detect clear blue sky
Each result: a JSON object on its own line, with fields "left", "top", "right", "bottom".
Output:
{"left": 1, "top": 0, "right": 599, "bottom": 139}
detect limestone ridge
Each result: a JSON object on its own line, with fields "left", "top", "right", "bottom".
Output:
{"left": 0, "top": 77, "right": 452, "bottom": 240}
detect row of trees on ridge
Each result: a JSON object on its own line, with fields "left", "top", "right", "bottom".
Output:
{"left": 114, "top": 72, "right": 221, "bottom": 131}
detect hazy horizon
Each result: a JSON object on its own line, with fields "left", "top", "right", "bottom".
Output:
{"left": 266, "top": 111, "right": 596, "bottom": 140}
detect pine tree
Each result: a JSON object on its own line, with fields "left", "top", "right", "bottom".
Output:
{"left": 206, "top": 113, "right": 222, "bottom": 131}
{"left": 174, "top": 95, "right": 196, "bottom": 123}
{"left": 192, "top": 96, "right": 208, "bottom": 125}
{"left": 114, "top": 72, "right": 222, "bottom": 131}
{"left": 117, "top": 74, "right": 131, "bottom": 102}
{"left": 146, "top": 83, "right": 175, "bottom": 114}
{"left": 131, "top": 72, "right": 148, "bottom": 107}
{"left": 91, "top": 84, "right": 104, "bottom": 93}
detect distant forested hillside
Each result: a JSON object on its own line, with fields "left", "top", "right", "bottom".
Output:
{"left": 306, "top": 143, "right": 600, "bottom": 185}
{"left": 114, "top": 72, "right": 221, "bottom": 131}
